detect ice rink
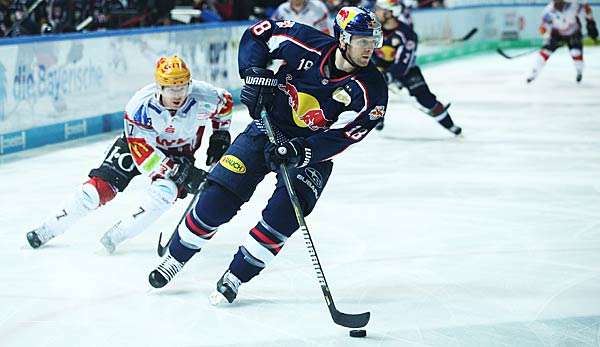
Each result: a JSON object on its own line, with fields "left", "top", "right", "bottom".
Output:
{"left": 1, "top": 47, "right": 600, "bottom": 346}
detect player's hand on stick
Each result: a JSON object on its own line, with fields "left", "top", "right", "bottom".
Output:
{"left": 169, "top": 158, "right": 207, "bottom": 194}
{"left": 264, "top": 138, "right": 311, "bottom": 171}
{"left": 240, "top": 67, "right": 277, "bottom": 119}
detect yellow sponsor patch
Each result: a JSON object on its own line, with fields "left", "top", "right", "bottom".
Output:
{"left": 220, "top": 155, "right": 246, "bottom": 174}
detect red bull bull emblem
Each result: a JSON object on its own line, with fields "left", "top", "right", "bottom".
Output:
{"left": 368, "top": 105, "right": 386, "bottom": 121}
{"left": 278, "top": 75, "right": 330, "bottom": 131}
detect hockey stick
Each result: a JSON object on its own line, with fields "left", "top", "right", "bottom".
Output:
{"left": 156, "top": 177, "right": 208, "bottom": 257}
{"left": 496, "top": 47, "right": 538, "bottom": 60}
{"left": 4, "top": 0, "right": 44, "bottom": 37}
{"left": 75, "top": 16, "right": 94, "bottom": 32}
{"left": 260, "top": 110, "right": 370, "bottom": 329}
{"left": 455, "top": 27, "right": 478, "bottom": 42}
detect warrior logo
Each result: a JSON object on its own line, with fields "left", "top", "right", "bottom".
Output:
{"left": 278, "top": 75, "right": 329, "bottom": 131}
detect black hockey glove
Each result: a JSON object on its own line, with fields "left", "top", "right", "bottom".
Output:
{"left": 169, "top": 158, "right": 208, "bottom": 194}
{"left": 264, "top": 138, "right": 311, "bottom": 171}
{"left": 240, "top": 67, "right": 277, "bottom": 119}
{"left": 587, "top": 19, "right": 598, "bottom": 40}
{"left": 206, "top": 130, "right": 231, "bottom": 166}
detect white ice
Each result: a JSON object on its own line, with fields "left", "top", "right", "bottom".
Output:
{"left": 1, "top": 48, "right": 600, "bottom": 347}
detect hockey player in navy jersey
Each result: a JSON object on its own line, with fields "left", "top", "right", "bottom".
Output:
{"left": 148, "top": 7, "right": 388, "bottom": 304}
{"left": 371, "top": 0, "right": 462, "bottom": 135}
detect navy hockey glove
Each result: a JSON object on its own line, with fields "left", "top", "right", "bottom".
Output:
{"left": 587, "top": 19, "right": 598, "bottom": 40}
{"left": 206, "top": 130, "right": 231, "bottom": 166}
{"left": 240, "top": 67, "right": 277, "bottom": 119}
{"left": 264, "top": 138, "right": 311, "bottom": 171}
{"left": 169, "top": 158, "right": 208, "bottom": 194}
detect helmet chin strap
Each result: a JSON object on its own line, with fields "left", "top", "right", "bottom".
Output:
{"left": 339, "top": 43, "right": 362, "bottom": 69}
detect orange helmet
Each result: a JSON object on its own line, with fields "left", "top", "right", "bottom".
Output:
{"left": 155, "top": 56, "right": 191, "bottom": 87}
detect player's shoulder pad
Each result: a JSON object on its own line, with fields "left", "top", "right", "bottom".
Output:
{"left": 394, "top": 21, "right": 418, "bottom": 42}
{"left": 253, "top": 19, "right": 335, "bottom": 46}
{"left": 341, "top": 65, "right": 388, "bottom": 111}
{"left": 188, "top": 79, "right": 218, "bottom": 98}
{"left": 125, "top": 83, "right": 155, "bottom": 116}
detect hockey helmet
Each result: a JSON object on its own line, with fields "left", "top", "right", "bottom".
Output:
{"left": 155, "top": 56, "right": 191, "bottom": 87}
{"left": 334, "top": 7, "right": 383, "bottom": 48}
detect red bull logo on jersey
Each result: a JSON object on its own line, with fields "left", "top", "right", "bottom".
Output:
{"left": 278, "top": 76, "right": 329, "bottom": 131}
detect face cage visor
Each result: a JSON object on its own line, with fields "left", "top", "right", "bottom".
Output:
{"left": 342, "top": 29, "right": 383, "bottom": 49}
{"left": 160, "top": 83, "right": 190, "bottom": 100}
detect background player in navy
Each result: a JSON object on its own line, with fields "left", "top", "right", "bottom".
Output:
{"left": 147, "top": 7, "right": 388, "bottom": 305}
{"left": 371, "top": 0, "right": 462, "bottom": 136}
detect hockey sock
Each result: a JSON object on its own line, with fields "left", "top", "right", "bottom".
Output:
{"left": 105, "top": 179, "right": 176, "bottom": 244}
{"left": 168, "top": 230, "right": 201, "bottom": 263}
{"left": 529, "top": 50, "right": 551, "bottom": 79}
{"left": 42, "top": 180, "right": 112, "bottom": 236}
{"left": 429, "top": 102, "right": 455, "bottom": 129}
{"left": 570, "top": 48, "right": 583, "bottom": 74}
{"left": 229, "top": 246, "right": 265, "bottom": 283}
{"left": 229, "top": 221, "right": 289, "bottom": 282}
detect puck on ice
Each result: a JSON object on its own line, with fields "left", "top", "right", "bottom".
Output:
{"left": 349, "top": 329, "right": 367, "bottom": 338}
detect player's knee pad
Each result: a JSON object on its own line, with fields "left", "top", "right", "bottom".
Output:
{"left": 147, "top": 178, "right": 178, "bottom": 208}
{"left": 84, "top": 177, "right": 117, "bottom": 208}
{"left": 241, "top": 220, "right": 289, "bottom": 265}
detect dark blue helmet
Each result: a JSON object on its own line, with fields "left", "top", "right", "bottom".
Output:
{"left": 334, "top": 6, "right": 383, "bottom": 48}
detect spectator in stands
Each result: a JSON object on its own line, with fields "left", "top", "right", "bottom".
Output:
{"left": 41, "top": 0, "right": 70, "bottom": 34}
{"left": 271, "top": 0, "right": 332, "bottom": 35}
{"left": 0, "top": 0, "right": 10, "bottom": 37}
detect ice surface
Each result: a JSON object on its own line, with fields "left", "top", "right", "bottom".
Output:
{"left": 1, "top": 48, "right": 600, "bottom": 346}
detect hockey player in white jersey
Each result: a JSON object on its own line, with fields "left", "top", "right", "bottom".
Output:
{"left": 527, "top": 0, "right": 598, "bottom": 83}
{"left": 26, "top": 56, "right": 234, "bottom": 253}
{"left": 271, "top": 0, "right": 332, "bottom": 35}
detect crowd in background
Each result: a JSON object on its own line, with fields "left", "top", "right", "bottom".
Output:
{"left": 0, "top": 0, "right": 444, "bottom": 38}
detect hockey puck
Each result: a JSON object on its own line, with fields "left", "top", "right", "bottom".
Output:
{"left": 349, "top": 329, "right": 367, "bottom": 338}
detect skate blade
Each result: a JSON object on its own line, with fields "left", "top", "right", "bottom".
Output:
{"left": 208, "top": 291, "right": 228, "bottom": 306}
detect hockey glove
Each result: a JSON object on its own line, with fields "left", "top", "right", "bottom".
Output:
{"left": 587, "top": 19, "right": 598, "bottom": 40}
{"left": 264, "top": 138, "right": 311, "bottom": 171}
{"left": 240, "top": 67, "right": 277, "bottom": 119}
{"left": 206, "top": 130, "right": 231, "bottom": 166}
{"left": 169, "top": 158, "right": 208, "bottom": 194}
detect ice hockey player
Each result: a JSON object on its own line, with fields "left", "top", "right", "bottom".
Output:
{"left": 527, "top": 0, "right": 598, "bottom": 83}
{"left": 148, "top": 7, "right": 388, "bottom": 305}
{"left": 371, "top": 0, "right": 462, "bottom": 135}
{"left": 271, "top": 0, "right": 332, "bottom": 35}
{"left": 26, "top": 56, "right": 234, "bottom": 253}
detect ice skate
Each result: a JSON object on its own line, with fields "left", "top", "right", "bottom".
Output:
{"left": 26, "top": 226, "right": 55, "bottom": 249}
{"left": 148, "top": 253, "right": 186, "bottom": 288}
{"left": 576, "top": 72, "right": 582, "bottom": 83}
{"left": 449, "top": 125, "right": 462, "bottom": 136}
{"left": 100, "top": 233, "right": 117, "bottom": 254}
{"left": 209, "top": 270, "right": 241, "bottom": 305}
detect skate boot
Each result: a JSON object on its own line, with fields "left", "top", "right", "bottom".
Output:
{"left": 209, "top": 270, "right": 242, "bottom": 305}
{"left": 449, "top": 125, "right": 462, "bottom": 136}
{"left": 576, "top": 72, "right": 582, "bottom": 83}
{"left": 100, "top": 234, "right": 117, "bottom": 254}
{"left": 99, "top": 222, "right": 123, "bottom": 254}
{"left": 26, "top": 226, "right": 55, "bottom": 249}
{"left": 148, "top": 253, "right": 186, "bottom": 288}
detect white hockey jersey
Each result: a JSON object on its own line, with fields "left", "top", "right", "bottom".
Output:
{"left": 541, "top": 0, "right": 589, "bottom": 36}
{"left": 271, "top": 0, "right": 332, "bottom": 35}
{"left": 123, "top": 79, "right": 233, "bottom": 178}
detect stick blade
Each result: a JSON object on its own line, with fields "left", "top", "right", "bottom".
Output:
{"left": 331, "top": 310, "right": 371, "bottom": 328}
{"left": 462, "top": 28, "right": 478, "bottom": 41}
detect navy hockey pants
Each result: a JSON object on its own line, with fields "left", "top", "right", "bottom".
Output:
{"left": 193, "top": 122, "right": 333, "bottom": 243}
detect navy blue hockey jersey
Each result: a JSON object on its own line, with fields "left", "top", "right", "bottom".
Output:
{"left": 371, "top": 21, "right": 418, "bottom": 81}
{"left": 238, "top": 19, "right": 388, "bottom": 164}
